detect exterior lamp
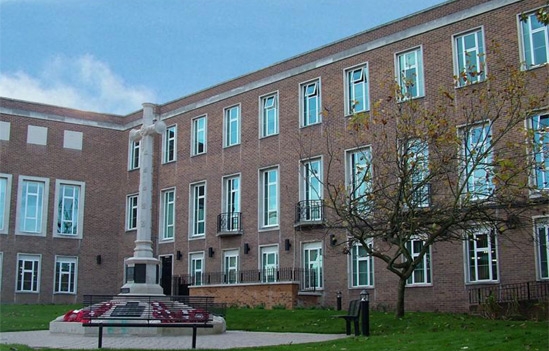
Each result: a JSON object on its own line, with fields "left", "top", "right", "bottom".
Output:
{"left": 360, "top": 290, "right": 370, "bottom": 336}
{"left": 336, "top": 290, "right": 342, "bottom": 311}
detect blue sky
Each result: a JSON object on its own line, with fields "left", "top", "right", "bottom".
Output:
{"left": 0, "top": 0, "right": 445, "bottom": 114}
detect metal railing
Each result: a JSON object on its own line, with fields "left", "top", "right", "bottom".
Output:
{"left": 173, "top": 267, "right": 320, "bottom": 292}
{"left": 217, "top": 212, "right": 242, "bottom": 234}
{"left": 295, "top": 200, "right": 324, "bottom": 224}
{"left": 468, "top": 281, "right": 549, "bottom": 305}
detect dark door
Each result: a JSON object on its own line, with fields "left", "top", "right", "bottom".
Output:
{"left": 160, "top": 256, "right": 173, "bottom": 295}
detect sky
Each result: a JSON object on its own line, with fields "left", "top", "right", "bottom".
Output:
{"left": 0, "top": 0, "right": 446, "bottom": 115}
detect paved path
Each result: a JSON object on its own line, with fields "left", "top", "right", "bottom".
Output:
{"left": 0, "top": 330, "right": 347, "bottom": 349}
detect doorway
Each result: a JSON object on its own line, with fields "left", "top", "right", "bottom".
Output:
{"left": 160, "top": 255, "right": 173, "bottom": 295}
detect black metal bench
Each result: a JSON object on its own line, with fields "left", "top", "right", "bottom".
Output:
{"left": 334, "top": 299, "right": 361, "bottom": 336}
{"left": 82, "top": 321, "right": 213, "bottom": 349}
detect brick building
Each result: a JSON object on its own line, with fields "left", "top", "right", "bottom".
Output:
{"left": 0, "top": 0, "right": 548, "bottom": 312}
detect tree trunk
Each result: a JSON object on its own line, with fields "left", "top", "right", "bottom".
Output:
{"left": 395, "top": 277, "right": 406, "bottom": 318}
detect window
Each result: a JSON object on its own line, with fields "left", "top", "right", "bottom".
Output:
{"left": 16, "top": 254, "right": 40, "bottom": 292}
{"left": 260, "top": 246, "right": 278, "bottom": 283}
{"left": 54, "top": 256, "right": 77, "bottom": 294}
{"left": 190, "top": 182, "right": 206, "bottom": 237}
{"left": 161, "top": 189, "right": 175, "bottom": 241}
{"left": 260, "top": 93, "right": 279, "bottom": 138}
{"left": 454, "top": 28, "right": 486, "bottom": 87}
{"left": 16, "top": 176, "right": 49, "bottom": 236}
{"left": 345, "top": 64, "right": 369, "bottom": 114}
{"left": 163, "top": 125, "right": 177, "bottom": 163}
{"left": 53, "top": 180, "right": 85, "bottom": 238}
{"left": 129, "top": 140, "right": 140, "bottom": 170}
{"left": 531, "top": 115, "right": 549, "bottom": 190}
{"left": 396, "top": 48, "right": 424, "bottom": 99}
{"left": 466, "top": 227, "right": 498, "bottom": 283}
{"left": 260, "top": 168, "right": 278, "bottom": 228}
{"left": 300, "top": 158, "right": 323, "bottom": 221}
{"left": 519, "top": 11, "right": 548, "bottom": 69}
{"left": 535, "top": 217, "right": 549, "bottom": 280}
{"left": 301, "top": 79, "right": 321, "bottom": 126}
{"left": 0, "top": 174, "right": 12, "bottom": 234}
{"left": 346, "top": 147, "right": 372, "bottom": 209}
{"left": 192, "top": 116, "right": 207, "bottom": 156}
{"left": 0, "top": 252, "right": 3, "bottom": 291}
{"left": 405, "top": 238, "right": 432, "bottom": 285}
{"left": 224, "top": 105, "right": 240, "bottom": 147}
{"left": 126, "top": 194, "right": 138, "bottom": 231}
{"left": 405, "top": 139, "right": 430, "bottom": 207}
{"left": 462, "top": 123, "right": 493, "bottom": 200}
{"left": 189, "top": 252, "right": 204, "bottom": 286}
{"left": 223, "top": 250, "right": 239, "bottom": 284}
{"left": 350, "top": 242, "right": 373, "bottom": 288}
{"left": 303, "top": 242, "right": 323, "bottom": 290}
{"left": 222, "top": 175, "right": 240, "bottom": 232}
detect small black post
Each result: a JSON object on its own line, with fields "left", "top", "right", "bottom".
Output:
{"left": 336, "top": 291, "right": 342, "bottom": 311}
{"left": 360, "top": 290, "right": 370, "bottom": 337}
{"left": 98, "top": 324, "right": 103, "bottom": 349}
{"left": 192, "top": 326, "right": 197, "bottom": 349}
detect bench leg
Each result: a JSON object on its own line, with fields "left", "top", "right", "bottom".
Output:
{"left": 345, "top": 320, "right": 351, "bottom": 335}
{"left": 353, "top": 319, "right": 359, "bottom": 336}
{"left": 98, "top": 325, "right": 103, "bottom": 349}
{"left": 192, "top": 326, "right": 197, "bottom": 349}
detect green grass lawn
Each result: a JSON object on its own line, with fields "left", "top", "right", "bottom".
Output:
{"left": 1, "top": 305, "right": 548, "bottom": 351}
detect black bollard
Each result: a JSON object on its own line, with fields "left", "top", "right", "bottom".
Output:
{"left": 336, "top": 291, "right": 342, "bottom": 311}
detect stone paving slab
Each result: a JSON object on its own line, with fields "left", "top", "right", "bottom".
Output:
{"left": 0, "top": 330, "right": 347, "bottom": 349}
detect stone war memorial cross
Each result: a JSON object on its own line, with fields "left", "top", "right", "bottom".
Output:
{"left": 121, "top": 103, "right": 166, "bottom": 295}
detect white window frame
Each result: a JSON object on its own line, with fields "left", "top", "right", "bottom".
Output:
{"left": 259, "top": 166, "right": 279, "bottom": 230}
{"left": 126, "top": 193, "right": 138, "bottom": 231}
{"left": 16, "top": 253, "right": 41, "bottom": 293}
{"left": 404, "top": 139, "right": 430, "bottom": 208}
{"left": 453, "top": 27, "right": 487, "bottom": 87}
{"left": 189, "top": 181, "right": 206, "bottom": 238}
{"left": 15, "top": 176, "right": 49, "bottom": 237}
{"left": 300, "top": 78, "right": 322, "bottom": 127}
{"left": 128, "top": 139, "right": 140, "bottom": 170}
{"left": 259, "top": 92, "right": 279, "bottom": 138}
{"left": 302, "top": 241, "right": 323, "bottom": 290}
{"left": 530, "top": 114, "right": 549, "bottom": 191}
{"left": 534, "top": 216, "right": 549, "bottom": 280}
{"left": 191, "top": 115, "right": 207, "bottom": 156}
{"left": 0, "top": 173, "right": 13, "bottom": 234}
{"left": 189, "top": 251, "right": 205, "bottom": 286}
{"left": 395, "top": 47, "right": 424, "bottom": 100}
{"left": 160, "top": 188, "right": 176, "bottom": 241}
{"left": 259, "top": 245, "right": 279, "bottom": 283}
{"left": 162, "top": 124, "right": 177, "bottom": 164}
{"left": 52, "top": 180, "right": 85, "bottom": 239}
{"left": 54, "top": 256, "right": 78, "bottom": 294}
{"left": 464, "top": 226, "right": 499, "bottom": 284}
{"left": 344, "top": 63, "right": 369, "bottom": 115}
{"left": 299, "top": 157, "right": 323, "bottom": 222}
{"left": 345, "top": 146, "right": 373, "bottom": 207}
{"left": 518, "top": 9, "right": 549, "bottom": 70}
{"left": 224, "top": 104, "right": 241, "bottom": 148}
{"left": 460, "top": 122, "right": 493, "bottom": 201}
{"left": 223, "top": 249, "right": 239, "bottom": 284}
{"left": 349, "top": 241, "right": 374, "bottom": 288}
{"left": 405, "top": 237, "right": 432, "bottom": 286}
{"left": 222, "top": 174, "right": 241, "bottom": 232}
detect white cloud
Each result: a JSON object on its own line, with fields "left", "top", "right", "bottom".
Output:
{"left": 0, "top": 55, "right": 156, "bottom": 115}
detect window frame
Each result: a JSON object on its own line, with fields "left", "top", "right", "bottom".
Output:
{"left": 405, "top": 237, "right": 432, "bottom": 286}
{"left": 160, "top": 187, "right": 176, "bottom": 242}
{"left": 128, "top": 138, "right": 140, "bottom": 171}
{"left": 452, "top": 27, "right": 487, "bottom": 87}
{"left": 15, "top": 176, "right": 49, "bottom": 237}
{"left": 162, "top": 124, "right": 177, "bottom": 164}
{"left": 529, "top": 114, "right": 549, "bottom": 192}
{"left": 191, "top": 115, "right": 207, "bottom": 156}
{"left": 349, "top": 241, "right": 374, "bottom": 288}
{"left": 54, "top": 255, "right": 78, "bottom": 294}
{"left": 302, "top": 241, "right": 323, "bottom": 290}
{"left": 126, "top": 193, "right": 139, "bottom": 231}
{"left": 52, "top": 179, "right": 85, "bottom": 239}
{"left": 189, "top": 251, "right": 205, "bottom": 286}
{"left": 517, "top": 9, "right": 549, "bottom": 70}
{"left": 16, "top": 253, "right": 41, "bottom": 293}
{"left": 459, "top": 121, "right": 493, "bottom": 201}
{"left": 223, "top": 249, "right": 239, "bottom": 284}
{"left": 223, "top": 104, "right": 241, "bottom": 148}
{"left": 394, "top": 46, "right": 425, "bottom": 100}
{"left": 299, "top": 78, "right": 322, "bottom": 128}
{"left": 464, "top": 226, "right": 499, "bottom": 284}
{"left": 345, "top": 146, "right": 373, "bottom": 209}
{"left": 0, "top": 173, "right": 13, "bottom": 235}
{"left": 344, "top": 62, "right": 370, "bottom": 116}
{"left": 259, "top": 91, "right": 279, "bottom": 138}
{"left": 534, "top": 216, "right": 549, "bottom": 280}
{"left": 259, "top": 244, "right": 279, "bottom": 283}
{"left": 258, "top": 166, "right": 280, "bottom": 230}
{"left": 189, "top": 181, "right": 207, "bottom": 238}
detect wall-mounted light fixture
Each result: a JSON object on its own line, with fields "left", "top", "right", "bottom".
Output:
{"left": 284, "top": 239, "right": 291, "bottom": 251}
{"left": 176, "top": 250, "right": 183, "bottom": 260}
{"left": 96, "top": 255, "right": 102, "bottom": 265}
{"left": 330, "top": 234, "right": 337, "bottom": 246}
{"left": 208, "top": 247, "right": 215, "bottom": 258}
{"left": 244, "top": 243, "right": 250, "bottom": 254}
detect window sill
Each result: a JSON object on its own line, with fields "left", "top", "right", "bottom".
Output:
{"left": 189, "top": 235, "right": 206, "bottom": 241}
{"left": 54, "top": 292, "right": 77, "bottom": 295}
{"left": 522, "top": 62, "right": 548, "bottom": 72}
{"left": 223, "top": 143, "right": 241, "bottom": 149}
{"left": 16, "top": 291, "right": 40, "bottom": 294}
{"left": 466, "top": 280, "right": 499, "bottom": 286}
{"left": 15, "top": 232, "right": 46, "bottom": 237}
{"left": 397, "top": 95, "right": 425, "bottom": 103}
{"left": 454, "top": 79, "right": 486, "bottom": 90}
{"left": 300, "top": 121, "right": 322, "bottom": 129}
{"left": 159, "top": 239, "right": 175, "bottom": 244}
{"left": 349, "top": 286, "right": 374, "bottom": 290}
{"left": 258, "top": 226, "right": 279, "bottom": 233}
{"left": 125, "top": 229, "right": 137, "bottom": 233}
{"left": 128, "top": 168, "right": 140, "bottom": 172}
{"left": 259, "top": 133, "right": 279, "bottom": 140}
{"left": 298, "top": 291, "right": 323, "bottom": 296}
{"left": 190, "top": 152, "right": 207, "bottom": 158}
{"left": 344, "top": 110, "right": 370, "bottom": 118}
{"left": 53, "top": 233, "right": 82, "bottom": 239}
{"left": 162, "top": 160, "right": 177, "bottom": 165}
{"left": 406, "top": 283, "right": 433, "bottom": 288}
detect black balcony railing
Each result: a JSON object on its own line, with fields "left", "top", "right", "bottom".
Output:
{"left": 295, "top": 200, "right": 324, "bottom": 225}
{"left": 468, "top": 281, "right": 549, "bottom": 305}
{"left": 217, "top": 212, "right": 242, "bottom": 234}
{"left": 174, "top": 267, "right": 319, "bottom": 292}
